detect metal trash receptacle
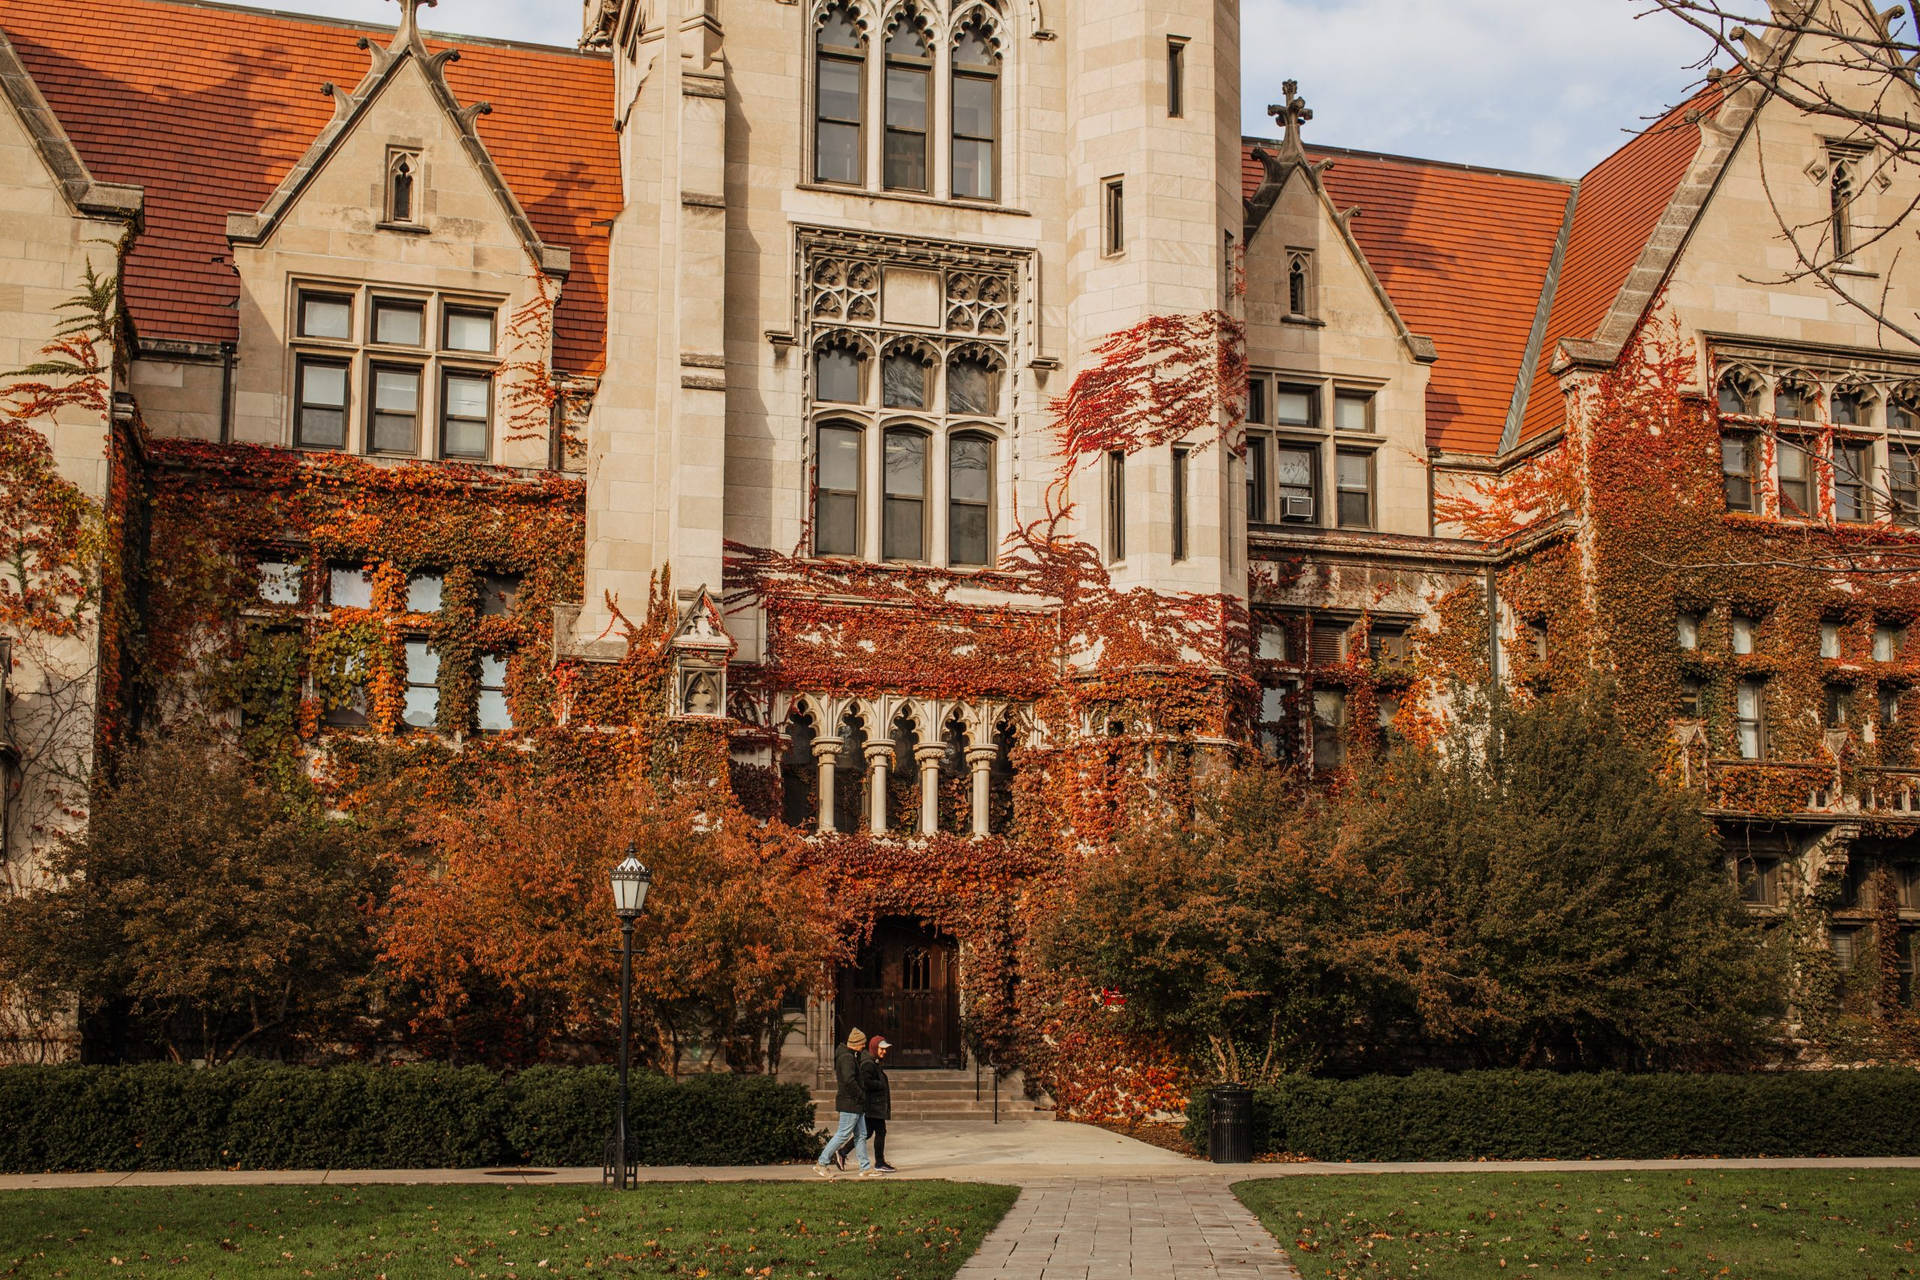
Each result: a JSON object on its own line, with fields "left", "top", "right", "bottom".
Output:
{"left": 1208, "top": 1084, "right": 1254, "bottom": 1163}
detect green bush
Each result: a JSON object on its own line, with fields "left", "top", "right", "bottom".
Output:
{"left": 1184, "top": 1070, "right": 1920, "bottom": 1161}
{"left": 0, "top": 1064, "right": 818, "bottom": 1173}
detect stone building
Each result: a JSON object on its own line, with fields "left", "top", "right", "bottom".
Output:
{"left": 0, "top": 0, "right": 1916, "bottom": 1063}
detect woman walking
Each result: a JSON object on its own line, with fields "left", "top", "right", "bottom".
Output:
{"left": 815, "top": 1028, "right": 875, "bottom": 1178}
{"left": 860, "top": 1036, "right": 895, "bottom": 1172}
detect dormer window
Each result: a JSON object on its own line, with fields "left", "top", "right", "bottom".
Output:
{"left": 386, "top": 148, "right": 420, "bottom": 225}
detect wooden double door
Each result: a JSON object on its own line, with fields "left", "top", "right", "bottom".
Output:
{"left": 836, "top": 918, "right": 962, "bottom": 1069}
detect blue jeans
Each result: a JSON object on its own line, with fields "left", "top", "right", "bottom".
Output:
{"left": 818, "top": 1110, "right": 870, "bottom": 1171}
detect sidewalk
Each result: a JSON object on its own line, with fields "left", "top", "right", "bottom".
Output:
{"left": 2, "top": 1119, "right": 1916, "bottom": 1190}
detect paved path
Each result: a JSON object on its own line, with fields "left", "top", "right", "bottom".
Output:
{"left": 955, "top": 1177, "right": 1300, "bottom": 1280}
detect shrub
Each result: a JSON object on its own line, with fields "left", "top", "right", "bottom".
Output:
{"left": 1184, "top": 1069, "right": 1920, "bottom": 1160}
{"left": 0, "top": 1064, "right": 817, "bottom": 1172}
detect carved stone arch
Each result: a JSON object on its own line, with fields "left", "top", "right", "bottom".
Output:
{"left": 961, "top": 700, "right": 1007, "bottom": 751}
{"left": 884, "top": 334, "right": 941, "bottom": 365}
{"left": 1715, "top": 363, "right": 1764, "bottom": 416}
{"left": 1773, "top": 368, "right": 1823, "bottom": 421}
{"left": 949, "top": 340, "right": 1007, "bottom": 374}
{"left": 815, "top": 327, "right": 876, "bottom": 361}
{"left": 1832, "top": 373, "right": 1880, "bottom": 424}
{"left": 813, "top": 0, "right": 874, "bottom": 39}
{"left": 782, "top": 692, "right": 825, "bottom": 734}
{"left": 884, "top": 0, "right": 937, "bottom": 42}
{"left": 1893, "top": 379, "right": 1920, "bottom": 417}
{"left": 950, "top": 3, "right": 1005, "bottom": 57}
{"left": 998, "top": 703, "right": 1038, "bottom": 750}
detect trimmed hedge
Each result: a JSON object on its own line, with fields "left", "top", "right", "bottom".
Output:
{"left": 0, "top": 1063, "right": 819, "bottom": 1173}
{"left": 1183, "top": 1069, "right": 1920, "bottom": 1161}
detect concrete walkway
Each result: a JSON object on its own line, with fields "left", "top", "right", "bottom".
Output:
{"left": 7, "top": 1123, "right": 1919, "bottom": 1280}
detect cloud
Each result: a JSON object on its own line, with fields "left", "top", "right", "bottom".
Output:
{"left": 1241, "top": 0, "right": 1721, "bottom": 175}
{"left": 260, "top": 0, "right": 1719, "bottom": 176}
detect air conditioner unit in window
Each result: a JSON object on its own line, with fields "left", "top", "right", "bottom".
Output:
{"left": 1282, "top": 495, "right": 1314, "bottom": 521}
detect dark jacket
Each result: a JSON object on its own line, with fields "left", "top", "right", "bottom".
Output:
{"left": 833, "top": 1044, "right": 867, "bottom": 1113}
{"left": 858, "top": 1052, "right": 890, "bottom": 1121}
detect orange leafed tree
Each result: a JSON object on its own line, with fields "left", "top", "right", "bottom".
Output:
{"left": 380, "top": 767, "right": 846, "bottom": 1072}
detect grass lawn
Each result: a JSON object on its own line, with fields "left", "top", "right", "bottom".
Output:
{"left": 1236, "top": 1169, "right": 1920, "bottom": 1279}
{"left": 0, "top": 1180, "right": 1019, "bottom": 1280}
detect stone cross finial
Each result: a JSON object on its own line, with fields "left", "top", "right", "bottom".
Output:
{"left": 392, "top": 0, "right": 438, "bottom": 47}
{"left": 1267, "top": 79, "right": 1313, "bottom": 157}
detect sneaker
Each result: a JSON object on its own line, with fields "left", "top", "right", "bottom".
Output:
{"left": 857, "top": 1167, "right": 887, "bottom": 1178}
{"left": 875, "top": 1164, "right": 897, "bottom": 1173}
{"left": 814, "top": 1162, "right": 835, "bottom": 1178}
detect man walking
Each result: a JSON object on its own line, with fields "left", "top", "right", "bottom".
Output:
{"left": 860, "top": 1035, "right": 895, "bottom": 1173}
{"left": 816, "top": 1027, "right": 876, "bottom": 1177}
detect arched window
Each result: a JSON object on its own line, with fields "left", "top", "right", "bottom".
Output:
{"left": 949, "top": 432, "right": 994, "bottom": 566}
{"left": 1775, "top": 374, "right": 1819, "bottom": 422}
{"left": 816, "top": 422, "right": 863, "bottom": 556}
{"left": 884, "top": 13, "right": 932, "bottom": 192}
{"left": 1287, "top": 250, "right": 1313, "bottom": 318}
{"left": 951, "top": 16, "right": 1000, "bottom": 200}
{"left": 882, "top": 342, "right": 932, "bottom": 409}
{"left": 1716, "top": 368, "right": 1760, "bottom": 417}
{"left": 883, "top": 427, "right": 929, "bottom": 560}
{"left": 815, "top": 4, "right": 867, "bottom": 185}
{"left": 814, "top": 339, "right": 867, "bottom": 404}
{"left": 1831, "top": 150, "right": 1859, "bottom": 261}
{"left": 1833, "top": 381, "right": 1875, "bottom": 427}
{"left": 387, "top": 151, "right": 417, "bottom": 223}
{"left": 947, "top": 351, "right": 998, "bottom": 415}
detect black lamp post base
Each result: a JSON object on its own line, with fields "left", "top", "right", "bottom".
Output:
{"left": 602, "top": 1130, "right": 637, "bottom": 1189}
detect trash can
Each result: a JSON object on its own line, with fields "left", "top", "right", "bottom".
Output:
{"left": 1208, "top": 1084, "right": 1254, "bottom": 1164}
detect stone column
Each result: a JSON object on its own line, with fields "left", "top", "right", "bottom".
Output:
{"left": 966, "top": 746, "right": 999, "bottom": 838}
{"left": 915, "top": 744, "right": 947, "bottom": 836}
{"left": 813, "top": 738, "right": 843, "bottom": 834}
{"left": 865, "top": 741, "right": 895, "bottom": 835}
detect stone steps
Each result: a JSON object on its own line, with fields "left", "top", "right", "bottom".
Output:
{"left": 808, "top": 1068, "right": 1052, "bottom": 1123}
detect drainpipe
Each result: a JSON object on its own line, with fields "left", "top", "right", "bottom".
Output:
{"left": 218, "top": 341, "right": 235, "bottom": 444}
{"left": 1484, "top": 565, "right": 1501, "bottom": 687}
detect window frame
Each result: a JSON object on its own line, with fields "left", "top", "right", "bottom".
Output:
{"left": 294, "top": 354, "right": 351, "bottom": 451}
{"left": 881, "top": 425, "right": 931, "bottom": 562}
{"left": 947, "top": 430, "right": 995, "bottom": 568}
{"left": 813, "top": 6, "right": 868, "bottom": 187}
{"left": 477, "top": 652, "right": 514, "bottom": 733}
{"left": 385, "top": 147, "right": 421, "bottom": 226}
{"left": 950, "top": 22, "right": 1001, "bottom": 202}
{"left": 401, "top": 637, "right": 442, "bottom": 733}
{"left": 1172, "top": 445, "right": 1191, "bottom": 562}
{"left": 1167, "top": 37, "right": 1187, "bottom": 118}
{"left": 438, "top": 367, "right": 494, "bottom": 461}
{"left": 1833, "top": 438, "right": 1872, "bottom": 523}
{"left": 1273, "top": 441, "right": 1319, "bottom": 526}
{"left": 814, "top": 421, "right": 866, "bottom": 559}
{"left": 1736, "top": 677, "right": 1769, "bottom": 759}
{"left": 1106, "top": 449, "right": 1127, "bottom": 563}
{"left": 366, "top": 361, "right": 423, "bottom": 457}
{"left": 297, "top": 290, "right": 354, "bottom": 343}
{"left": 1891, "top": 439, "right": 1920, "bottom": 525}
{"left": 1102, "top": 177, "right": 1126, "bottom": 257}
{"left": 883, "top": 19, "right": 933, "bottom": 194}
{"left": 1334, "top": 447, "right": 1374, "bottom": 530}
{"left": 1777, "top": 434, "right": 1818, "bottom": 517}
{"left": 1720, "top": 431, "right": 1758, "bottom": 512}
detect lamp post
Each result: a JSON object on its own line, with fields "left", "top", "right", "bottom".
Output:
{"left": 607, "top": 841, "right": 651, "bottom": 1190}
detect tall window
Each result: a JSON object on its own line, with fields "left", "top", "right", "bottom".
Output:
{"left": 1834, "top": 441, "right": 1870, "bottom": 523}
{"left": 295, "top": 357, "right": 349, "bottom": 449}
{"left": 951, "top": 18, "right": 1000, "bottom": 200}
{"left": 883, "top": 428, "right": 928, "bottom": 561}
{"left": 440, "top": 371, "right": 491, "bottom": 459}
{"left": 884, "top": 17, "right": 931, "bottom": 192}
{"left": 1172, "top": 446, "right": 1191, "bottom": 561}
{"left": 1335, "top": 449, "right": 1372, "bottom": 529}
{"left": 815, "top": 5, "right": 866, "bottom": 185}
{"left": 816, "top": 342, "right": 866, "bottom": 404}
{"left": 1893, "top": 442, "right": 1920, "bottom": 525}
{"left": 1106, "top": 450, "right": 1127, "bottom": 563}
{"left": 1275, "top": 445, "right": 1316, "bottom": 523}
{"left": 949, "top": 433, "right": 993, "bottom": 566}
{"left": 386, "top": 149, "right": 419, "bottom": 224}
{"left": 1245, "top": 436, "right": 1268, "bottom": 523}
{"left": 1831, "top": 148, "right": 1860, "bottom": 261}
{"left": 1312, "top": 689, "right": 1347, "bottom": 772}
{"left": 402, "top": 640, "right": 440, "bottom": 730}
{"left": 1721, "top": 433, "right": 1756, "bottom": 511}
{"left": 1736, "top": 679, "right": 1768, "bottom": 759}
{"left": 1167, "top": 38, "right": 1187, "bottom": 118}
{"left": 1287, "top": 250, "right": 1313, "bottom": 318}
{"left": 368, "top": 365, "right": 420, "bottom": 455}
{"left": 1102, "top": 178, "right": 1125, "bottom": 256}
{"left": 816, "top": 423, "right": 862, "bottom": 556}
{"left": 1778, "top": 437, "right": 1815, "bottom": 516}
{"left": 477, "top": 655, "right": 513, "bottom": 732}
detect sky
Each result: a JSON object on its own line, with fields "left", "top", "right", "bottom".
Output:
{"left": 266, "top": 0, "right": 1723, "bottom": 178}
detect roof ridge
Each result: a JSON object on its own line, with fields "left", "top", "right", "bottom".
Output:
{"left": 94, "top": 0, "right": 603, "bottom": 59}
{"left": 1242, "top": 135, "right": 1576, "bottom": 187}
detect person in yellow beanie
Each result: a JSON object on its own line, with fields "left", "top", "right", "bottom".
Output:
{"left": 816, "top": 1027, "right": 878, "bottom": 1177}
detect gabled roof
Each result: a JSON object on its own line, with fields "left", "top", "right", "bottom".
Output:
{"left": 1516, "top": 86, "right": 1726, "bottom": 445}
{"left": 1243, "top": 140, "right": 1574, "bottom": 455}
{"left": 0, "top": 26, "right": 142, "bottom": 222}
{"left": 0, "top": 0, "right": 619, "bottom": 375}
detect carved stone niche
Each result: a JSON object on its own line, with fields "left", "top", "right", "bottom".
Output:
{"left": 669, "top": 587, "right": 734, "bottom": 720}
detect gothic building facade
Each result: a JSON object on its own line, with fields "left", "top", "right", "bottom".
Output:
{"left": 1, "top": 0, "right": 1918, "bottom": 1062}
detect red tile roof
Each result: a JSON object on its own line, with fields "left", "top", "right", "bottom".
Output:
{"left": 1243, "top": 142, "right": 1575, "bottom": 455}
{"left": 0, "top": 0, "right": 619, "bottom": 376}
{"left": 1516, "top": 90, "right": 1720, "bottom": 444}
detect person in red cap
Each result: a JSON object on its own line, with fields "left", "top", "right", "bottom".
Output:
{"left": 858, "top": 1035, "right": 895, "bottom": 1173}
